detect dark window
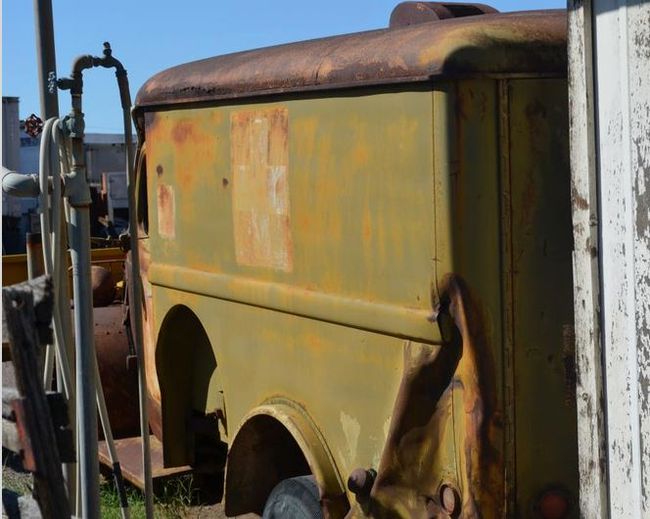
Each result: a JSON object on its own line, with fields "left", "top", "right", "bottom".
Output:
{"left": 137, "top": 150, "right": 149, "bottom": 236}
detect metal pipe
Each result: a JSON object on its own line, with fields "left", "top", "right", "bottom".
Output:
{"left": 81, "top": 41, "right": 153, "bottom": 518}
{"left": 33, "top": 0, "right": 59, "bottom": 119}
{"left": 1, "top": 168, "right": 40, "bottom": 198}
{"left": 123, "top": 105, "right": 154, "bottom": 519}
{"left": 69, "top": 205, "right": 99, "bottom": 519}
{"left": 103, "top": 41, "right": 154, "bottom": 517}
{"left": 65, "top": 92, "right": 100, "bottom": 519}
{"left": 94, "top": 359, "right": 130, "bottom": 519}
{"left": 57, "top": 43, "right": 140, "bottom": 519}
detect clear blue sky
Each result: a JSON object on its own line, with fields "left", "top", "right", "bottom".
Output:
{"left": 3, "top": 1, "right": 564, "bottom": 134}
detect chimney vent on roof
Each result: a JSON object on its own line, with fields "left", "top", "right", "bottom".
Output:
{"left": 389, "top": 2, "right": 498, "bottom": 28}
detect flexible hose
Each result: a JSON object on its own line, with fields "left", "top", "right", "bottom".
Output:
{"left": 39, "top": 117, "right": 73, "bottom": 397}
{"left": 38, "top": 117, "right": 130, "bottom": 519}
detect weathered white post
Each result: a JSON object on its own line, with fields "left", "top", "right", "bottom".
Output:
{"left": 568, "top": 1, "right": 650, "bottom": 518}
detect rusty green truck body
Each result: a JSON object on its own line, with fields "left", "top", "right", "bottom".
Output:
{"left": 133, "top": 6, "right": 577, "bottom": 518}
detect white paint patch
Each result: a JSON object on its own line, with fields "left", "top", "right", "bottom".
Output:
{"left": 157, "top": 183, "right": 175, "bottom": 239}
{"left": 383, "top": 415, "right": 392, "bottom": 440}
{"left": 231, "top": 108, "right": 292, "bottom": 271}
{"left": 340, "top": 411, "right": 361, "bottom": 463}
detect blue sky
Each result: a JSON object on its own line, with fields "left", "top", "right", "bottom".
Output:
{"left": 3, "top": 1, "right": 564, "bottom": 133}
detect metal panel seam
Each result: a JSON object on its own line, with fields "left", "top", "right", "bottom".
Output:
{"left": 149, "top": 264, "right": 443, "bottom": 344}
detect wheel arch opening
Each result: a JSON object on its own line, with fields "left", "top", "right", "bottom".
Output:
{"left": 225, "top": 404, "right": 350, "bottom": 517}
{"left": 155, "top": 303, "right": 216, "bottom": 467}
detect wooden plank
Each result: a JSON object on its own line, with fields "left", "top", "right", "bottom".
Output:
{"left": 2, "top": 276, "right": 71, "bottom": 519}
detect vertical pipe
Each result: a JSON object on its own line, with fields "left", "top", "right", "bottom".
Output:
{"left": 94, "top": 358, "right": 130, "bottom": 519}
{"left": 69, "top": 205, "right": 99, "bottom": 519}
{"left": 122, "top": 107, "right": 154, "bottom": 519}
{"left": 68, "top": 93, "right": 100, "bottom": 519}
{"left": 33, "top": 0, "right": 59, "bottom": 119}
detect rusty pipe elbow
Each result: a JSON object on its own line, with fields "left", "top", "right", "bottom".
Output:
{"left": 71, "top": 54, "right": 97, "bottom": 74}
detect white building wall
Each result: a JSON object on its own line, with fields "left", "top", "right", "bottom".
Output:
{"left": 569, "top": 1, "right": 650, "bottom": 517}
{"left": 2, "top": 97, "right": 23, "bottom": 217}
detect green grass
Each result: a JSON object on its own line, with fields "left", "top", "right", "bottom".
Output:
{"left": 99, "top": 474, "right": 196, "bottom": 519}
{"left": 2, "top": 450, "right": 33, "bottom": 496}
{"left": 3, "top": 452, "right": 198, "bottom": 519}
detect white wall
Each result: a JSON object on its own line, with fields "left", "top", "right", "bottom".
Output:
{"left": 3, "top": 97, "right": 23, "bottom": 217}
{"left": 569, "top": 1, "right": 650, "bottom": 517}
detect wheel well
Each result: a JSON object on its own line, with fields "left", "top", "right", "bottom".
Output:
{"left": 156, "top": 304, "right": 216, "bottom": 467}
{"left": 225, "top": 404, "right": 350, "bottom": 518}
{"left": 225, "top": 414, "right": 311, "bottom": 515}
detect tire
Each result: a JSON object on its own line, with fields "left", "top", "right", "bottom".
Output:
{"left": 262, "top": 475, "right": 323, "bottom": 519}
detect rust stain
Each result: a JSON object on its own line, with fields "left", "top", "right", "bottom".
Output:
{"left": 94, "top": 305, "right": 140, "bottom": 439}
{"left": 170, "top": 117, "right": 218, "bottom": 193}
{"left": 172, "top": 120, "right": 195, "bottom": 144}
{"left": 135, "top": 11, "right": 567, "bottom": 110}
{"left": 348, "top": 274, "right": 502, "bottom": 518}
{"left": 157, "top": 183, "right": 176, "bottom": 240}
{"left": 231, "top": 107, "right": 293, "bottom": 272}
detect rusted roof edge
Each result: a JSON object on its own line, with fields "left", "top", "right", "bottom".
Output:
{"left": 133, "top": 70, "right": 566, "bottom": 116}
{"left": 135, "top": 9, "right": 567, "bottom": 111}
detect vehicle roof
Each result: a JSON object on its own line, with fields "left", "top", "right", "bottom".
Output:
{"left": 135, "top": 9, "right": 566, "bottom": 110}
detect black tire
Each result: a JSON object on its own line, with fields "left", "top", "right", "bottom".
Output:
{"left": 262, "top": 475, "right": 323, "bottom": 519}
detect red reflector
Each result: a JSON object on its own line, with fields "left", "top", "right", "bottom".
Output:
{"left": 539, "top": 490, "right": 569, "bottom": 519}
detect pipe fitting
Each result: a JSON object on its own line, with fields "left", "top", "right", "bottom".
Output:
{"left": 72, "top": 54, "right": 97, "bottom": 74}
{"left": 2, "top": 168, "right": 41, "bottom": 198}
{"left": 59, "top": 113, "right": 85, "bottom": 139}
{"left": 64, "top": 168, "right": 91, "bottom": 206}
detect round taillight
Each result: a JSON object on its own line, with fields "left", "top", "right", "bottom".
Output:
{"left": 538, "top": 489, "right": 570, "bottom": 519}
